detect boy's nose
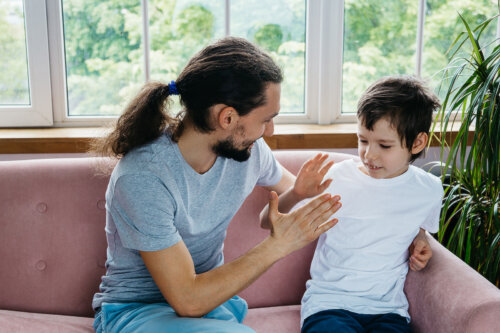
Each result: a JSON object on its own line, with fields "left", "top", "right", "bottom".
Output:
{"left": 364, "top": 146, "right": 376, "bottom": 160}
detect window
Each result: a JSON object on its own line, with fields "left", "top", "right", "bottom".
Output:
{"left": 0, "top": 0, "right": 498, "bottom": 127}
{"left": 342, "top": 0, "right": 498, "bottom": 116}
{"left": 0, "top": 0, "right": 52, "bottom": 126}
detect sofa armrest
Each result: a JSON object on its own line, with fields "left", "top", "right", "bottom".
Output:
{"left": 404, "top": 236, "right": 500, "bottom": 333}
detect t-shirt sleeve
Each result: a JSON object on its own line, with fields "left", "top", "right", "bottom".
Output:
{"left": 109, "top": 173, "right": 182, "bottom": 251}
{"left": 255, "top": 138, "right": 283, "bottom": 186}
{"left": 420, "top": 182, "right": 444, "bottom": 234}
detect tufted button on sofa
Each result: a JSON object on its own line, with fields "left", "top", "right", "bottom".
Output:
{"left": 1, "top": 151, "right": 499, "bottom": 332}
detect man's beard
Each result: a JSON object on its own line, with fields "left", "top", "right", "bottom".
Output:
{"left": 212, "top": 136, "right": 254, "bottom": 162}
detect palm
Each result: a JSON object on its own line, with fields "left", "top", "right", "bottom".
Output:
{"left": 294, "top": 154, "right": 334, "bottom": 199}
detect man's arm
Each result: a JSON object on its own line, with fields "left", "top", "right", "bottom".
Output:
{"left": 141, "top": 192, "right": 341, "bottom": 317}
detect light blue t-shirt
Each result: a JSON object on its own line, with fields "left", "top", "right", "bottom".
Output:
{"left": 92, "top": 133, "right": 282, "bottom": 310}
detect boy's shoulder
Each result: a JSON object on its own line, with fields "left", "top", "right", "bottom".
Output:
{"left": 410, "top": 165, "right": 441, "bottom": 183}
{"left": 409, "top": 165, "right": 444, "bottom": 197}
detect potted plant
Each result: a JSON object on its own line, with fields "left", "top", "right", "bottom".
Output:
{"left": 431, "top": 12, "right": 499, "bottom": 286}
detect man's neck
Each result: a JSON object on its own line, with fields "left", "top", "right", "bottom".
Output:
{"left": 176, "top": 124, "right": 219, "bottom": 174}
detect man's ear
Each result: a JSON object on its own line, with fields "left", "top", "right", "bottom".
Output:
{"left": 217, "top": 105, "right": 238, "bottom": 130}
{"left": 411, "top": 132, "right": 428, "bottom": 155}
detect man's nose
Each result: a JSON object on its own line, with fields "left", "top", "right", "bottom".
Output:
{"left": 264, "top": 120, "right": 274, "bottom": 137}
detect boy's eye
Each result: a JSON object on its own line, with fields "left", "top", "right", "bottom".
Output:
{"left": 380, "top": 145, "right": 391, "bottom": 149}
{"left": 358, "top": 139, "right": 367, "bottom": 144}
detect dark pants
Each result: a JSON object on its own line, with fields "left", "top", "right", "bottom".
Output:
{"left": 302, "top": 309, "right": 411, "bottom": 333}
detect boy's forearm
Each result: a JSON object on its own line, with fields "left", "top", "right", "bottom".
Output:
{"left": 260, "top": 188, "right": 304, "bottom": 229}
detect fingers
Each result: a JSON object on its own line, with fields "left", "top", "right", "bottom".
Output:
{"left": 293, "top": 193, "right": 340, "bottom": 218}
{"left": 319, "top": 178, "right": 333, "bottom": 192}
{"left": 305, "top": 153, "right": 330, "bottom": 173}
{"left": 314, "top": 218, "right": 339, "bottom": 235}
{"left": 409, "top": 240, "right": 432, "bottom": 271}
{"left": 319, "top": 160, "right": 334, "bottom": 176}
{"left": 308, "top": 198, "right": 342, "bottom": 229}
{"left": 412, "top": 239, "right": 425, "bottom": 255}
{"left": 409, "top": 255, "right": 427, "bottom": 271}
{"left": 411, "top": 240, "right": 432, "bottom": 261}
{"left": 268, "top": 191, "right": 280, "bottom": 220}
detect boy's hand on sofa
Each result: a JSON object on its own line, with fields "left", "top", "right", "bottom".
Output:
{"left": 293, "top": 153, "right": 334, "bottom": 200}
{"left": 409, "top": 229, "right": 433, "bottom": 271}
{"left": 266, "top": 191, "right": 341, "bottom": 256}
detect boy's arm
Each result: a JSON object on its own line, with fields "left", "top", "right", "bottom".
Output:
{"left": 410, "top": 186, "right": 442, "bottom": 271}
{"left": 261, "top": 153, "right": 338, "bottom": 229}
{"left": 409, "top": 228, "right": 433, "bottom": 271}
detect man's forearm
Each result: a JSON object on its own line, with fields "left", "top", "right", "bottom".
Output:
{"left": 180, "top": 236, "right": 285, "bottom": 317}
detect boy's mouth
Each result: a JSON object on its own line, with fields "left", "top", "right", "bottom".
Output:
{"left": 365, "top": 162, "right": 382, "bottom": 171}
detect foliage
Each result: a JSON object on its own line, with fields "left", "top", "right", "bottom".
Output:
{"left": 254, "top": 24, "right": 283, "bottom": 52}
{"left": 431, "top": 12, "right": 499, "bottom": 285}
{"left": 0, "top": 1, "right": 29, "bottom": 104}
{"left": 0, "top": 0, "right": 496, "bottom": 117}
{"left": 343, "top": 0, "right": 496, "bottom": 113}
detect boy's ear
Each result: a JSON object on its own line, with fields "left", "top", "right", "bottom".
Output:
{"left": 411, "top": 132, "right": 428, "bottom": 155}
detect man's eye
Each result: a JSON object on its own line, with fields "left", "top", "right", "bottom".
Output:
{"left": 380, "top": 145, "right": 391, "bottom": 149}
{"left": 359, "top": 139, "right": 367, "bottom": 144}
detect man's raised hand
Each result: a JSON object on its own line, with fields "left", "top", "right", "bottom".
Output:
{"left": 266, "top": 191, "right": 341, "bottom": 257}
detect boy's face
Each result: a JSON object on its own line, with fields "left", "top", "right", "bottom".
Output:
{"left": 357, "top": 117, "right": 412, "bottom": 179}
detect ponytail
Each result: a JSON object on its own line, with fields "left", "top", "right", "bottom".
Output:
{"left": 90, "top": 81, "right": 180, "bottom": 158}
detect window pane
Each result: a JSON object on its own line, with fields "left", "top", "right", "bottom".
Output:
{"left": 149, "top": 0, "right": 224, "bottom": 114}
{"left": 62, "top": 0, "right": 143, "bottom": 116}
{"left": 231, "top": 0, "right": 306, "bottom": 114}
{"left": 422, "top": 0, "right": 497, "bottom": 100}
{"left": 0, "top": 0, "right": 30, "bottom": 105}
{"left": 342, "top": 0, "right": 418, "bottom": 113}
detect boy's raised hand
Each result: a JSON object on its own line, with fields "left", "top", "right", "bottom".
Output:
{"left": 293, "top": 153, "right": 334, "bottom": 200}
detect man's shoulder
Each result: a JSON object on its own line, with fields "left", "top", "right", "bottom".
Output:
{"left": 112, "top": 135, "right": 176, "bottom": 180}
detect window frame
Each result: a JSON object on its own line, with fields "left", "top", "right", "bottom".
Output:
{"left": 0, "top": 0, "right": 53, "bottom": 127}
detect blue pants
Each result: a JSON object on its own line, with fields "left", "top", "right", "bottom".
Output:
{"left": 93, "top": 296, "right": 255, "bottom": 333}
{"left": 302, "top": 309, "right": 411, "bottom": 333}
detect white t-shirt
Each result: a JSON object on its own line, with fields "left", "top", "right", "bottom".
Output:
{"left": 301, "top": 159, "right": 443, "bottom": 324}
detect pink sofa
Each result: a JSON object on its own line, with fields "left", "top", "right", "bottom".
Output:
{"left": 1, "top": 151, "right": 499, "bottom": 333}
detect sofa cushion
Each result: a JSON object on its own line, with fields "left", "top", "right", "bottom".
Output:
{"left": 245, "top": 305, "right": 301, "bottom": 333}
{"left": 0, "top": 158, "right": 109, "bottom": 317}
{"left": 0, "top": 309, "right": 94, "bottom": 332}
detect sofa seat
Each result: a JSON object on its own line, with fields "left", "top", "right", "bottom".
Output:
{"left": 0, "top": 306, "right": 302, "bottom": 333}
{"left": 245, "top": 305, "right": 301, "bottom": 332}
{"left": 0, "top": 309, "right": 94, "bottom": 332}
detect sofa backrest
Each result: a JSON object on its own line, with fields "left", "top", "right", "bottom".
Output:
{"left": 0, "top": 151, "right": 357, "bottom": 317}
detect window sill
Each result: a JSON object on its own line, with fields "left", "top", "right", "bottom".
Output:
{"left": 0, "top": 123, "right": 468, "bottom": 154}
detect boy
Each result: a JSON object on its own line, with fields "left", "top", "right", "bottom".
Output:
{"left": 262, "top": 76, "right": 443, "bottom": 332}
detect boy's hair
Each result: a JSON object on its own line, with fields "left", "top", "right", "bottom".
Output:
{"left": 357, "top": 75, "right": 441, "bottom": 162}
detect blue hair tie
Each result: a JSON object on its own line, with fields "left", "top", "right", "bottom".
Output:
{"left": 168, "top": 80, "right": 179, "bottom": 95}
